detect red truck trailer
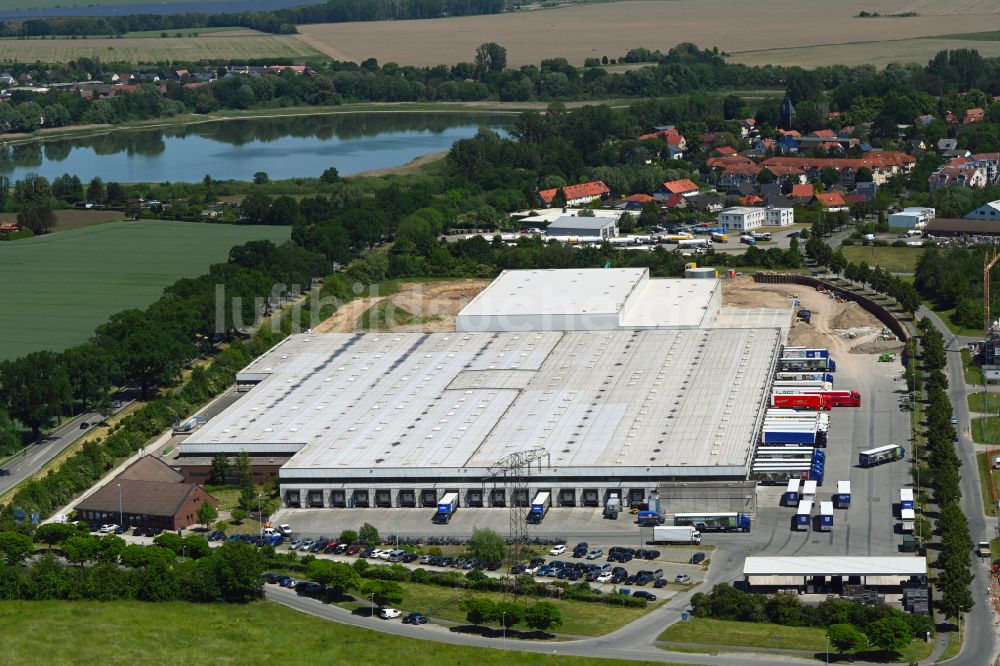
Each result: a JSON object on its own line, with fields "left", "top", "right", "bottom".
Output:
{"left": 771, "top": 394, "right": 833, "bottom": 410}
{"left": 795, "top": 389, "right": 861, "bottom": 407}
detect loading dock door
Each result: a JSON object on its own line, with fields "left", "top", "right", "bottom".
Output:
{"left": 420, "top": 489, "right": 438, "bottom": 507}
{"left": 467, "top": 489, "right": 483, "bottom": 507}
{"left": 284, "top": 490, "right": 301, "bottom": 508}
{"left": 513, "top": 488, "right": 529, "bottom": 507}
{"left": 330, "top": 490, "right": 346, "bottom": 508}
{"left": 583, "top": 489, "right": 599, "bottom": 506}
{"left": 490, "top": 488, "right": 506, "bottom": 507}
{"left": 375, "top": 490, "right": 392, "bottom": 507}
{"left": 398, "top": 490, "right": 416, "bottom": 507}
{"left": 307, "top": 491, "right": 324, "bottom": 508}
{"left": 559, "top": 489, "right": 576, "bottom": 507}
{"left": 352, "top": 490, "right": 369, "bottom": 508}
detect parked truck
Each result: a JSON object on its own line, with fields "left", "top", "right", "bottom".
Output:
{"left": 775, "top": 372, "right": 835, "bottom": 383}
{"left": 432, "top": 492, "right": 459, "bottom": 524}
{"left": 795, "top": 500, "right": 813, "bottom": 530}
{"left": 762, "top": 426, "right": 819, "bottom": 446}
{"left": 819, "top": 501, "right": 834, "bottom": 531}
{"left": 603, "top": 493, "right": 620, "bottom": 519}
{"left": 526, "top": 492, "right": 551, "bottom": 524}
{"left": 637, "top": 510, "right": 665, "bottom": 526}
{"left": 782, "top": 347, "right": 830, "bottom": 359}
{"left": 859, "top": 444, "right": 905, "bottom": 467}
{"left": 835, "top": 480, "right": 851, "bottom": 508}
{"left": 772, "top": 381, "right": 834, "bottom": 391}
{"left": 652, "top": 525, "right": 702, "bottom": 545}
{"left": 771, "top": 394, "right": 833, "bottom": 410}
{"left": 900, "top": 508, "right": 915, "bottom": 533}
{"left": 673, "top": 512, "right": 751, "bottom": 532}
{"left": 792, "top": 389, "right": 861, "bottom": 407}
{"left": 778, "top": 357, "right": 837, "bottom": 372}
{"left": 677, "top": 238, "right": 712, "bottom": 249}
{"left": 784, "top": 478, "right": 801, "bottom": 506}
{"left": 899, "top": 489, "right": 914, "bottom": 511}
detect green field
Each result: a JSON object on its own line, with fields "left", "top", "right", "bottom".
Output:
{"left": 968, "top": 391, "right": 1000, "bottom": 413}
{"left": 0, "top": 600, "right": 661, "bottom": 665}
{"left": 840, "top": 245, "right": 924, "bottom": 273}
{"left": 963, "top": 348, "right": 985, "bottom": 386}
{"left": 658, "top": 617, "right": 932, "bottom": 662}
{"left": 0, "top": 220, "right": 289, "bottom": 360}
{"left": 972, "top": 417, "right": 1000, "bottom": 445}
{"left": 976, "top": 452, "right": 999, "bottom": 517}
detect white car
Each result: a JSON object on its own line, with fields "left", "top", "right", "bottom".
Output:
{"left": 549, "top": 544, "right": 566, "bottom": 556}
{"left": 376, "top": 549, "right": 392, "bottom": 560}
{"left": 99, "top": 524, "right": 118, "bottom": 534}
{"left": 596, "top": 572, "right": 613, "bottom": 583}
{"left": 379, "top": 608, "right": 402, "bottom": 619}
{"left": 524, "top": 565, "right": 540, "bottom": 575}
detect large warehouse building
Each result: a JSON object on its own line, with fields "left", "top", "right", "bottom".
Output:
{"left": 178, "top": 269, "right": 784, "bottom": 510}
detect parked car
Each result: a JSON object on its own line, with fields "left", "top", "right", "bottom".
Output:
{"left": 633, "top": 590, "right": 657, "bottom": 601}
{"left": 297, "top": 582, "right": 323, "bottom": 596}
{"left": 643, "top": 549, "right": 660, "bottom": 560}
{"left": 379, "top": 608, "right": 402, "bottom": 620}
{"left": 549, "top": 544, "right": 566, "bottom": 556}
{"left": 586, "top": 548, "right": 603, "bottom": 560}
{"left": 99, "top": 524, "right": 118, "bottom": 534}
{"left": 402, "top": 553, "right": 419, "bottom": 563}
{"left": 653, "top": 578, "right": 668, "bottom": 588}
{"left": 403, "top": 612, "right": 428, "bottom": 625}
{"left": 689, "top": 552, "right": 706, "bottom": 565}
{"left": 675, "top": 574, "right": 692, "bottom": 584}
{"left": 597, "top": 572, "right": 613, "bottom": 583}
{"left": 346, "top": 545, "right": 362, "bottom": 556}
{"left": 335, "top": 544, "right": 349, "bottom": 554}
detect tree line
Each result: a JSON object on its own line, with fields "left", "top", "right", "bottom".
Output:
{"left": 691, "top": 584, "right": 932, "bottom": 655}
{"left": 0, "top": 525, "right": 263, "bottom": 603}
{"left": 915, "top": 317, "right": 975, "bottom": 620}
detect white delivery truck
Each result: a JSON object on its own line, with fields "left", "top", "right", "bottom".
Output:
{"left": 652, "top": 525, "right": 702, "bottom": 544}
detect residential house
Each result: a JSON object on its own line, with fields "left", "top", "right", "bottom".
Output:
{"left": 713, "top": 146, "right": 738, "bottom": 157}
{"left": 909, "top": 139, "right": 926, "bottom": 156}
{"left": 789, "top": 183, "right": 814, "bottom": 203}
{"left": 814, "top": 192, "right": 848, "bottom": 212}
{"left": 938, "top": 138, "right": 958, "bottom": 152}
{"left": 965, "top": 200, "right": 1000, "bottom": 220}
{"left": 684, "top": 193, "right": 724, "bottom": 213}
{"left": 741, "top": 194, "right": 764, "bottom": 206}
{"left": 964, "top": 108, "right": 985, "bottom": 124}
{"left": 972, "top": 153, "right": 1000, "bottom": 182}
{"left": 765, "top": 195, "right": 795, "bottom": 212}
{"left": 844, "top": 194, "right": 868, "bottom": 206}
{"left": 759, "top": 183, "right": 782, "bottom": 199}
{"left": 929, "top": 164, "right": 988, "bottom": 190}
{"left": 111, "top": 73, "right": 133, "bottom": 83}
{"left": 856, "top": 181, "right": 878, "bottom": 199}
{"left": 737, "top": 118, "right": 756, "bottom": 137}
{"left": 765, "top": 165, "right": 807, "bottom": 184}
{"left": 665, "top": 133, "right": 686, "bottom": 159}
{"left": 916, "top": 114, "right": 936, "bottom": 126}
{"left": 654, "top": 178, "right": 700, "bottom": 201}
{"left": 0, "top": 72, "right": 15, "bottom": 86}
{"left": 661, "top": 193, "right": 688, "bottom": 210}
{"left": 811, "top": 129, "right": 836, "bottom": 139}
{"left": 621, "top": 193, "right": 655, "bottom": 210}
{"left": 760, "top": 151, "right": 916, "bottom": 187}
{"left": 537, "top": 181, "right": 610, "bottom": 207}
{"left": 707, "top": 156, "right": 760, "bottom": 188}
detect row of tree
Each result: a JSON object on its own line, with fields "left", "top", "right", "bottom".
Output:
{"left": 804, "top": 239, "right": 922, "bottom": 315}
{"left": 690, "top": 584, "right": 932, "bottom": 654}
{"left": 0, "top": 527, "right": 263, "bottom": 603}
{"left": 915, "top": 317, "right": 975, "bottom": 619}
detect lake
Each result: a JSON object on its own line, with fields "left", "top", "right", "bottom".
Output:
{"left": 0, "top": 112, "right": 510, "bottom": 183}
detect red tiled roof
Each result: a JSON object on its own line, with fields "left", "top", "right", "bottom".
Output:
{"left": 761, "top": 151, "right": 915, "bottom": 171}
{"left": 722, "top": 163, "right": 761, "bottom": 177}
{"left": 844, "top": 194, "right": 868, "bottom": 204}
{"left": 812, "top": 130, "right": 836, "bottom": 138}
{"left": 638, "top": 128, "right": 679, "bottom": 141}
{"left": 625, "top": 193, "right": 654, "bottom": 203}
{"left": 661, "top": 178, "right": 699, "bottom": 194}
{"left": 766, "top": 165, "right": 804, "bottom": 178}
{"left": 663, "top": 193, "right": 686, "bottom": 208}
{"left": 965, "top": 108, "right": 984, "bottom": 123}
{"left": 741, "top": 194, "right": 763, "bottom": 205}
{"left": 815, "top": 192, "right": 847, "bottom": 207}
{"left": 707, "top": 155, "right": 756, "bottom": 169}
{"left": 790, "top": 184, "right": 814, "bottom": 198}
{"left": 780, "top": 130, "right": 801, "bottom": 137}
{"left": 538, "top": 180, "right": 610, "bottom": 205}
{"left": 666, "top": 134, "right": 685, "bottom": 146}
{"left": 713, "top": 146, "right": 738, "bottom": 156}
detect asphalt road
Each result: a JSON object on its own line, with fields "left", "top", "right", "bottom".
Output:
{"left": 922, "top": 307, "right": 998, "bottom": 666}
{"left": 0, "top": 405, "right": 130, "bottom": 497}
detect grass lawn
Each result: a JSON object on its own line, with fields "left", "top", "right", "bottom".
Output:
{"left": 0, "top": 220, "right": 289, "bottom": 360}
{"left": 968, "top": 391, "right": 1000, "bottom": 413}
{"left": 963, "top": 348, "right": 985, "bottom": 386}
{"left": 927, "top": 305, "right": 983, "bottom": 337}
{"left": 357, "top": 299, "right": 442, "bottom": 329}
{"left": 338, "top": 580, "right": 654, "bottom": 637}
{"left": 840, "top": 245, "right": 924, "bottom": 273}
{"left": 972, "top": 417, "right": 1000, "bottom": 445}
{"left": 976, "top": 452, "right": 999, "bottom": 517}
{"left": 0, "top": 600, "right": 657, "bottom": 665}
{"left": 658, "top": 617, "right": 932, "bottom": 661}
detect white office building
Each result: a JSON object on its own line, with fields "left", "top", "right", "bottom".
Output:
{"left": 765, "top": 206, "right": 794, "bottom": 227}
{"left": 889, "top": 207, "right": 935, "bottom": 228}
{"left": 718, "top": 207, "right": 766, "bottom": 232}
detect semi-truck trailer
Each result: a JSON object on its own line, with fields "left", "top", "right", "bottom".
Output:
{"left": 859, "top": 444, "right": 905, "bottom": 467}
{"left": 761, "top": 427, "right": 818, "bottom": 445}
{"left": 677, "top": 238, "right": 712, "bottom": 249}
{"left": 900, "top": 508, "right": 915, "bottom": 532}
{"left": 526, "top": 492, "right": 551, "bottom": 524}
{"left": 785, "top": 478, "right": 801, "bottom": 506}
{"left": 899, "top": 488, "right": 914, "bottom": 511}
{"left": 775, "top": 372, "right": 835, "bottom": 383}
{"left": 673, "top": 512, "right": 751, "bottom": 532}
{"left": 603, "top": 493, "right": 620, "bottom": 519}
{"left": 652, "top": 525, "right": 702, "bottom": 544}
{"left": 782, "top": 347, "right": 830, "bottom": 358}
{"left": 771, "top": 394, "right": 833, "bottom": 410}
{"left": 819, "top": 501, "right": 834, "bottom": 531}
{"left": 802, "top": 479, "right": 817, "bottom": 500}
{"left": 790, "top": 389, "right": 861, "bottom": 407}
{"left": 433, "top": 492, "right": 459, "bottom": 524}
{"left": 795, "top": 500, "right": 812, "bottom": 530}
{"left": 772, "top": 381, "right": 834, "bottom": 391}
{"left": 836, "top": 480, "right": 851, "bottom": 508}
{"left": 778, "top": 357, "right": 837, "bottom": 372}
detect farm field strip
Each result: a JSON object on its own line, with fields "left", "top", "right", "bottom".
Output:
{"left": 294, "top": 0, "right": 1000, "bottom": 67}
{"left": 729, "top": 37, "right": 1000, "bottom": 68}
{"left": 0, "top": 220, "right": 289, "bottom": 360}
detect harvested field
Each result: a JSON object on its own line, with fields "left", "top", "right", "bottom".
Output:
{"left": 313, "top": 279, "right": 488, "bottom": 333}
{"left": 0, "top": 208, "right": 122, "bottom": 234}
{"left": 0, "top": 30, "right": 321, "bottom": 64}
{"left": 295, "top": 0, "right": 1000, "bottom": 67}
{"left": 731, "top": 37, "right": 1000, "bottom": 69}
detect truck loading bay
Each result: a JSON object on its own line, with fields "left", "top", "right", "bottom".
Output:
{"left": 267, "top": 281, "right": 913, "bottom": 583}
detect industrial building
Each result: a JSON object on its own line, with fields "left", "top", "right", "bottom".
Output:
{"left": 177, "top": 268, "right": 788, "bottom": 511}
{"left": 888, "top": 207, "right": 935, "bottom": 228}
{"left": 742, "top": 556, "right": 927, "bottom": 593}
{"left": 455, "top": 268, "right": 721, "bottom": 332}
{"left": 179, "top": 326, "right": 780, "bottom": 509}
{"left": 544, "top": 215, "right": 618, "bottom": 240}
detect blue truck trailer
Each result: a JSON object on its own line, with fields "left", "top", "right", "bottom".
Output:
{"left": 432, "top": 492, "right": 458, "bottom": 524}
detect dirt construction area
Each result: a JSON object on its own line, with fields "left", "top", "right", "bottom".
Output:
{"left": 723, "top": 276, "right": 903, "bottom": 369}
{"left": 313, "top": 279, "right": 488, "bottom": 333}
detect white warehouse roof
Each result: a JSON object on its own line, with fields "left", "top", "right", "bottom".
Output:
{"left": 456, "top": 268, "right": 720, "bottom": 331}
{"left": 743, "top": 556, "right": 926, "bottom": 577}
{"left": 184, "top": 327, "right": 780, "bottom": 481}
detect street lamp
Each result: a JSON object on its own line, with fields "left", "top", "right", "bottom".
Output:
{"left": 257, "top": 492, "right": 263, "bottom": 540}
{"left": 370, "top": 592, "right": 376, "bottom": 617}
{"left": 116, "top": 483, "right": 123, "bottom": 528}
{"left": 502, "top": 611, "right": 506, "bottom": 645}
